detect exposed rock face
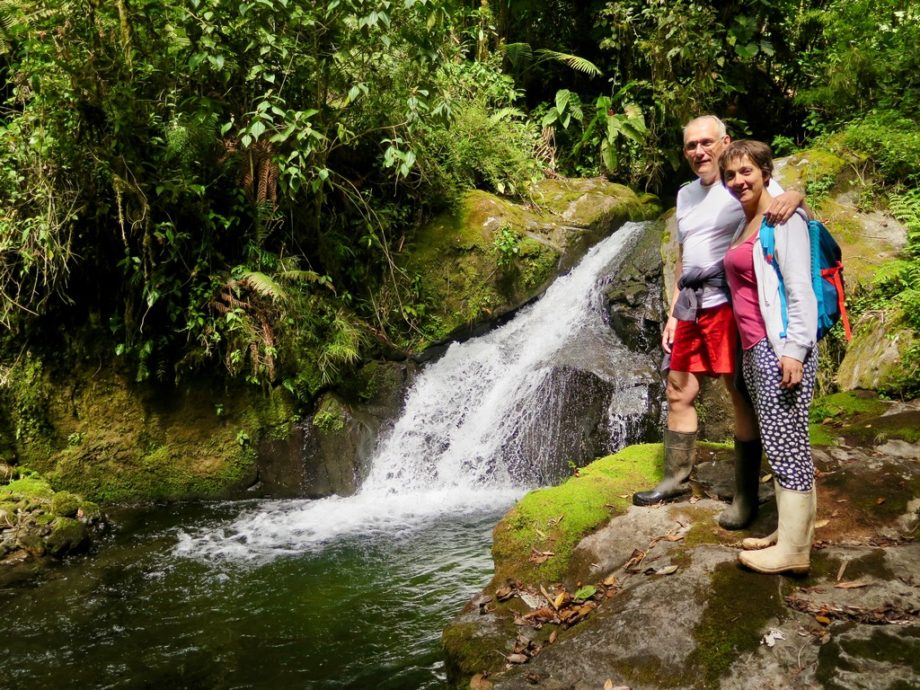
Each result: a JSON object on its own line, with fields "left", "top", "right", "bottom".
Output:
{"left": 604, "top": 217, "right": 665, "bottom": 353}
{"left": 256, "top": 360, "right": 418, "bottom": 497}
{"left": 442, "top": 395, "right": 920, "bottom": 690}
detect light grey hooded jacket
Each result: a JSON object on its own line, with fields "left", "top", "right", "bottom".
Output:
{"left": 732, "top": 210, "right": 817, "bottom": 362}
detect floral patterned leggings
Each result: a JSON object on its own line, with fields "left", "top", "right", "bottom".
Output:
{"left": 742, "top": 339, "right": 818, "bottom": 491}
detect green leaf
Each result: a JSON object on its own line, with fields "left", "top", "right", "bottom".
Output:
{"left": 573, "top": 585, "right": 596, "bottom": 601}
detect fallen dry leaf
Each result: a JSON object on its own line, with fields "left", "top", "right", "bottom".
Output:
{"left": 814, "top": 519, "right": 830, "bottom": 528}
{"left": 655, "top": 564, "right": 679, "bottom": 576}
{"left": 834, "top": 580, "right": 870, "bottom": 590}
{"left": 603, "top": 574, "right": 618, "bottom": 587}
{"left": 553, "top": 592, "right": 567, "bottom": 610}
{"left": 604, "top": 680, "right": 614, "bottom": 690}
{"left": 506, "top": 653, "right": 528, "bottom": 664}
{"left": 624, "top": 548, "right": 646, "bottom": 572}
{"left": 618, "top": 494, "right": 630, "bottom": 499}
{"left": 529, "top": 549, "right": 554, "bottom": 565}
{"left": 688, "top": 495, "right": 700, "bottom": 504}
{"left": 495, "top": 586, "right": 514, "bottom": 602}
{"left": 662, "top": 533, "right": 684, "bottom": 542}
{"left": 523, "top": 606, "right": 557, "bottom": 622}
{"left": 548, "top": 630, "right": 558, "bottom": 645}
{"left": 470, "top": 673, "right": 493, "bottom": 690}
{"left": 761, "top": 473, "right": 773, "bottom": 483}
{"left": 815, "top": 615, "right": 832, "bottom": 626}
{"left": 876, "top": 497, "right": 886, "bottom": 505}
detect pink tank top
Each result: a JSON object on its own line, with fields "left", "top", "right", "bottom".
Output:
{"left": 725, "top": 234, "right": 768, "bottom": 350}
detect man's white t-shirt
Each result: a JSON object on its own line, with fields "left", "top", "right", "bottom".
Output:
{"left": 676, "top": 178, "right": 784, "bottom": 309}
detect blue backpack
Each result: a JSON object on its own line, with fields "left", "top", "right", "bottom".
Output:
{"left": 759, "top": 217, "right": 852, "bottom": 341}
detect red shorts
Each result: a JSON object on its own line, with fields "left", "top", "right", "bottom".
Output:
{"left": 669, "top": 303, "right": 737, "bottom": 375}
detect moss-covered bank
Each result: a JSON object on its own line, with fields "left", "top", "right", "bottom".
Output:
{"left": 0, "top": 351, "right": 294, "bottom": 503}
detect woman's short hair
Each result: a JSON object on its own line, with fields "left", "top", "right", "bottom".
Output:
{"left": 719, "top": 140, "right": 773, "bottom": 182}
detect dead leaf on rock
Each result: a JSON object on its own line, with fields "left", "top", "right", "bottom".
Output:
{"left": 876, "top": 497, "right": 886, "bottom": 505}
{"left": 834, "top": 580, "right": 870, "bottom": 590}
{"left": 624, "top": 548, "right": 646, "bottom": 572}
{"left": 523, "top": 606, "right": 557, "bottom": 623}
{"left": 553, "top": 591, "right": 569, "bottom": 610}
{"left": 547, "top": 514, "right": 565, "bottom": 527}
{"left": 495, "top": 586, "right": 514, "bottom": 602}
{"left": 655, "top": 564, "right": 679, "bottom": 576}
{"left": 529, "top": 549, "right": 555, "bottom": 565}
{"left": 604, "top": 680, "right": 614, "bottom": 690}
{"left": 470, "top": 673, "right": 493, "bottom": 690}
{"left": 618, "top": 494, "right": 630, "bottom": 499}
{"left": 507, "top": 653, "right": 528, "bottom": 664}
{"left": 548, "top": 630, "right": 558, "bottom": 645}
{"left": 815, "top": 615, "right": 832, "bottom": 626}
{"left": 814, "top": 519, "right": 830, "bottom": 528}
{"left": 603, "top": 574, "right": 618, "bottom": 587}
{"left": 688, "top": 495, "right": 700, "bottom": 504}
{"left": 761, "top": 473, "right": 773, "bottom": 483}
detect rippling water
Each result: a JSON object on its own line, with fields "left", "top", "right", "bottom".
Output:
{"left": 1, "top": 500, "right": 513, "bottom": 690}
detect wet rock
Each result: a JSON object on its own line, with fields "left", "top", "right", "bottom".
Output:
{"left": 604, "top": 218, "right": 665, "bottom": 353}
{"left": 444, "top": 418, "right": 920, "bottom": 689}
{"left": 257, "top": 360, "right": 417, "bottom": 498}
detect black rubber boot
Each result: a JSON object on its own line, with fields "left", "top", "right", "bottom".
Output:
{"left": 718, "top": 438, "right": 763, "bottom": 530}
{"left": 633, "top": 429, "right": 697, "bottom": 506}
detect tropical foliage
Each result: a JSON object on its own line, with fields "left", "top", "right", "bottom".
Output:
{"left": 0, "top": 0, "right": 917, "bottom": 397}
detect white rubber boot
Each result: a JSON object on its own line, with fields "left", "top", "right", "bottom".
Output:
{"left": 738, "top": 482, "right": 815, "bottom": 574}
{"left": 742, "top": 486, "right": 815, "bottom": 550}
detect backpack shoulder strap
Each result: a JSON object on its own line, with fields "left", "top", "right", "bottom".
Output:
{"left": 758, "top": 219, "right": 788, "bottom": 337}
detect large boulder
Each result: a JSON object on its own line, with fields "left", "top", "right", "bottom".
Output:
{"left": 401, "top": 179, "right": 660, "bottom": 350}
{"left": 443, "top": 393, "right": 920, "bottom": 689}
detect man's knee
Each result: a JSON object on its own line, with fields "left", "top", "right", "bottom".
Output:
{"left": 666, "top": 373, "right": 700, "bottom": 409}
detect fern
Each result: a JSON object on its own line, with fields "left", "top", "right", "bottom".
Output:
{"left": 238, "top": 271, "right": 288, "bottom": 303}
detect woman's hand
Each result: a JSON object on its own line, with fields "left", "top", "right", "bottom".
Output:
{"left": 764, "top": 191, "right": 805, "bottom": 225}
{"left": 662, "top": 316, "right": 678, "bottom": 353}
{"left": 779, "top": 356, "right": 804, "bottom": 388}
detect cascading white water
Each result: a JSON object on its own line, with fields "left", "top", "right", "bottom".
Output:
{"left": 176, "top": 222, "right": 652, "bottom": 563}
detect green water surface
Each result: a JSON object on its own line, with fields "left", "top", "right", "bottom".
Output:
{"left": 1, "top": 502, "right": 504, "bottom": 689}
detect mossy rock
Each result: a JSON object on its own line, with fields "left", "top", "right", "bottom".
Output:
{"left": 836, "top": 313, "right": 918, "bottom": 393}
{"left": 50, "top": 491, "right": 82, "bottom": 518}
{"left": 810, "top": 390, "right": 920, "bottom": 446}
{"left": 399, "top": 180, "right": 660, "bottom": 350}
{"left": 491, "top": 444, "right": 661, "bottom": 586}
{"left": 44, "top": 517, "right": 87, "bottom": 557}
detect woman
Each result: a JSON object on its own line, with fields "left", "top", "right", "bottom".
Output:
{"left": 719, "top": 140, "right": 818, "bottom": 574}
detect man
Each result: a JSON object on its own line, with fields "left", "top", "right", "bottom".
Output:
{"left": 632, "top": 115, "right": 805, "bottom": 530}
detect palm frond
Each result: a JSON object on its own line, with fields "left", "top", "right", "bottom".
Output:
{"left": 502, "top": 42, "right": 533, "bottom": 70}
{"left": 535, "top": 49, "right": 603, "bottom": 77}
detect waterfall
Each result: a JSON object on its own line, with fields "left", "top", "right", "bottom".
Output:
{"left": 175, "top": 222, "right": 656, "bottom": 562}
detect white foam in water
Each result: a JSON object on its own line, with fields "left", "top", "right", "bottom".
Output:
{"left": 175, "top": 488, "right": 523, "bottom": 564}
{"left": 176, "top": 223, "right": 646, "bottom": 564}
